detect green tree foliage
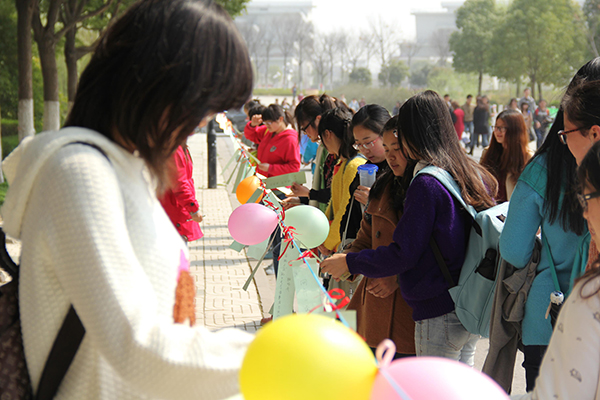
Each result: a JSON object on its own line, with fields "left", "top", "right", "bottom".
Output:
{"left": 449, "top": 0, "right": 499, "bottom": 95}
{"left": 583, "top": 0, "right": 600, "bottom": 57}
{"left": 409, "top": 64, "right": 431, "bottom": 88}
{"left": 215, "top": 0, "right": 250, "bottom": 17}
{"left": 0, "top": 0, "right": 18, "bottom": 119}
{"left": 378, "top": 60, "right": 409, "bottom": 87}
{"left": 349, "top": 67, "right": 372, "bottom": 86}
{"left": 491, "top": 0, "right": 586, "bottom": 99}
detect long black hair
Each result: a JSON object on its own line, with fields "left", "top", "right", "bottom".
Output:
{"left": 65, "top": 0, "right": 253, "bottom": 186}
{"left": 531, "top": 57, "right": 600, "bottom": 235}
{"left": 318, "top": 108, "right": 356, "bottom": 160}
{"left": 397, "top": 90, "right": 497, "bottom": 211}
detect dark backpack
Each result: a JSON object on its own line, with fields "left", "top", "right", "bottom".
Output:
{"left": 0, "top": 227, "right": 85, "bottom": 400}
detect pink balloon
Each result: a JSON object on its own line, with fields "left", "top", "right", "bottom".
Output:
{"left": 371, "top": 357, "right": 509, "bottom": 400}
{"left": 228, "top": 203, "right": 279, "bottom": 246}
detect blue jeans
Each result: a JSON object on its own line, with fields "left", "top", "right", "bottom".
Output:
{"left": 464, "top": 121, "right": 474, "bottom": 137}
{"left": 414, "top": 311, "right": 480, "bottom": 366}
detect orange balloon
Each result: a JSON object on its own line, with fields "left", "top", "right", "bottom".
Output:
{"left": 236, "top": 175, "right": 263, "bottom": 204}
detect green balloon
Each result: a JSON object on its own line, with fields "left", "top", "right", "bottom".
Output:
{"left": 283, "top": 205, "right": 330, "bottom": 248}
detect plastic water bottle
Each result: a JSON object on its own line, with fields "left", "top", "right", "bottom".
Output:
{"left": 357, "top": 164, "right": 378, "bottom": 213}
{"left": 357, "top": 164, "right": 378, "bottom": 188}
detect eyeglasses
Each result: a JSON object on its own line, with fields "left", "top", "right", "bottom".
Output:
{"left": 353, "top": 136, "right": 381, "bottom": 150}
{"left": 493, "top": 126, "right": 507, "bottom": 133}
{"left": 300, "top": 117, "right": 316, "bottom": 134}
{"left": 558, "top": 127, "right": 586, "bottom": 145}
{"left": 577, "top": 192, "right": 600, "bottom": 212}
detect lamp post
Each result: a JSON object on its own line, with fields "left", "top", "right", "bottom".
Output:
{"left": 207, "top": 118, "right": 217, "bottom": 189}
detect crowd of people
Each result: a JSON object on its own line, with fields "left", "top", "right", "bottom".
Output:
{"left": 3, "top": 0, "right": 600, "bottom": 398}
{"left": 244, "top": 60, "right": 600, "bottom": 397}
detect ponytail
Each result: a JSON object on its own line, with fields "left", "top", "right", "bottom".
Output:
{"left": 318, "top": 107, "right": 356, "bottom": 159}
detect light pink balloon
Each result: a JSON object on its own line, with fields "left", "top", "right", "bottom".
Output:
{"left": 370, "top": 357, "right": 509, "bottom": 400}
{"left": 228, "top": 203, "right": 279, "bottom": 246}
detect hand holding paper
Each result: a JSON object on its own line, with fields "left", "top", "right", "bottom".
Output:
{"left": 289, "top": 182, "right": 310, "bottom": 197}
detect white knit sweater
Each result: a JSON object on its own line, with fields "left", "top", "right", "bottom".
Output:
{"left": 2, "top": 128, "right": 253, "bottom": 400}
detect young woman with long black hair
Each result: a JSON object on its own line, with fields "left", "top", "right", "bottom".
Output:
{"left": 480, "top": 109, "right": 533, "bottom": 202}
{"left": 322, "top": 91, "right": 497, "bottom": 364}
{"left": 345, "top": 116, "right": 416, "bottom": 359}
{"left": 499, "top": 58, "right": 600, "bottom": 391}
{"left": 1, "top": 0, "right": 254, "bottom": 397}
{"left": 513, "top": 139, "right": 600, "bottom": 399}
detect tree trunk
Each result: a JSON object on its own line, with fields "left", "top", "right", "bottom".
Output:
{"left": 478, "top": 71, "right": 483, "bottom": 96}
{"left": 16, "top": 0, "right": 36, "bottom": 141}
{"left": 38, "top": 36, "right": 61, "bottom": 131}
{"left": 65, "top": 27, "right": 78, "bottom": 111}
{"left": 282, "top": 54, "right": 287, "bottom": 88}
{"left": 516, "top": 79, "right": 521, "bottom": 98}
{"left": 0, "top": 104, "right": 4, "bottom": 183}
{"left": 298, "top": 46, "right": 303, "bottom": 91}
{"left": 264, "top": 49, "right": 270, "bottom": 86}
{"left": 538, "top": 82, "right": 543, "bottom": 103}
{"left": 529, "top": 74, "right": 536, "bottom": 101}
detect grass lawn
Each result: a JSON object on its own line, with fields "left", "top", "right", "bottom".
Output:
{"left": 2, "top": 135, "right": 19, "bottom": 159}
{"left": 0, "top": 181, "right": 7, "bottom": 207}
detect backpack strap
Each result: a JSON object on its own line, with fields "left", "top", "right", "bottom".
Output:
{"left": 415, "top": 166, "right": 477, "bottom": 220}
{"left": 35, "top": 307, "right": 85, "bottom": 400}
{"left": 414, "top": 166, "right": 477, "bottom": 289}
{"left": 415, "top": 166, "right": 482, "bottom": 235}
{"left": 430, "top": 237, "right": 456, "bottom": 288}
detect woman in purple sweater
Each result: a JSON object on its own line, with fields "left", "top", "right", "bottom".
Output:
{"left": 321, "top": 90, "right": 497, "bottom": 365}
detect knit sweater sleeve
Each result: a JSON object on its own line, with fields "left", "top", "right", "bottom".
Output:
{"left": 345, "top": 175, "right": 442, "bottom": 277}
{"left": 499, "top": 179, "right": 543, "bottom": 268}
{"left": 37, "top": 146, "right": 252, "bottom": 400}
{"left": 323, "top": 158, "right": 366, "bottom": 250}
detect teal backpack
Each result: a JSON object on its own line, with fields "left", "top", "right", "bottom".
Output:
{"left": 416, "top": 166, "right": 509, "bottom": 338}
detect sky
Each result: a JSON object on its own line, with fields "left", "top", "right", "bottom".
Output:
{"left": 309, "top": 0, "right": 449, "bottom": 40}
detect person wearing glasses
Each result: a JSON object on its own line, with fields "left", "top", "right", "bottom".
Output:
{"left": 512, "top": 141, "right": 600, "bottom": 400}
{"left": 285, "top": 94, "right": 350, "bottom": 212}
{"left": 499, "top": 59, "right": 600, "bottom": 392}
{"left": 480, "top": 109, "right": 533, "bottom": 202}
{"left": 339, "top": 104, "right": 391, "bottom": 246}
{"left": 321, "top": 91, "right": 497, "bottom": 365}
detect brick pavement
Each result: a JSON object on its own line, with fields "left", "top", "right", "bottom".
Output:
{"left": 186, "top": 132, "right": 270, "bottom": 333}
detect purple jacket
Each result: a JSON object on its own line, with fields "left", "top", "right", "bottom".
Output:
{"left": 346, "top": 174, "right": 470, "bottom": 321}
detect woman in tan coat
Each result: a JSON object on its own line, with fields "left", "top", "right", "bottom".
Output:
{"left": 345, "top": 116, "right": 416, "bottom": 357}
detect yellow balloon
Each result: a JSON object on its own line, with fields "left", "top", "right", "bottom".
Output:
{"left": 240, "top": 314, "right": 377, "bottom": 400}
{"left": 236, "top": 175, "right": 263, "bottom": 204}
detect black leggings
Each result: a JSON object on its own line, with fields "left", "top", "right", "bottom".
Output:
{"left": 522, "top": 345, "right": 547, "bottom": 392}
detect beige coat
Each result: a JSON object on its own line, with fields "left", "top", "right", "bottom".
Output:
{"left": 345, "top": 183, "right": 416, "bottom": 354}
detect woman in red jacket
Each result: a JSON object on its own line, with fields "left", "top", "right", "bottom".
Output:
{"left": 244, "top": 104, "right": 301, "bottom": 177}
{"left": 159, "top": 143, "right": 204, "bottom": 243}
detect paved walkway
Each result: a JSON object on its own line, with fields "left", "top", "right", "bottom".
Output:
{"left": 187, "top": 132, "right": 273, "bottom": 333}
